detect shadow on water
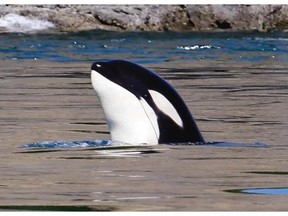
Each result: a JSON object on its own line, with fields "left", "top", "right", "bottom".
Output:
{"left": 0, "top": 205, "right": 117, "bottom": 211}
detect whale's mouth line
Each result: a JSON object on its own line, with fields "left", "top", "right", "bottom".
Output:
{"left": 139, "top": 97, "right": 159, "bottom": 141}
{"left": 90, "top": 60, "right": 206, "bottom": 144}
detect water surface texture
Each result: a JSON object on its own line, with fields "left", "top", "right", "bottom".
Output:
{"left": 0, "top": 31, "right": 288, "bottom": 210}
{"left": 0, "top": 31, "right": 287, "bottom": 63}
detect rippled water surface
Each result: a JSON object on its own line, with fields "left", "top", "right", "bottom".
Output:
{"left": 0, "top": 31, "right": 288, "bottom": 211}
{"left": 0, "top": 31, "right": 287, "bottom": 63}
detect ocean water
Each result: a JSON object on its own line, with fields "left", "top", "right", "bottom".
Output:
{"left": 1, "top": 26, "right": 288, "bottom": 210}
{"left": 0, "top": 29, "right": 283, "bottom": 150}
{"left": 0, "top": 30, "right": 287, "bottom": 64}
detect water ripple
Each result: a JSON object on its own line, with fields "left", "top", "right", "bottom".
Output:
{"left": 0, "top": 31, "right": 287, "bottom": 63}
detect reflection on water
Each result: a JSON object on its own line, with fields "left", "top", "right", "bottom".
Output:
{"left": 0, "top": 59, "right": 288, "bottom": 210}
{"left": 0, "top": 205, "right": 108, "bottom": 211}
{"left": 226, "top": 187, "right": 288, "bottom": 195}
{"left": 242, "top": 188, "right": 288, "bottom": 195}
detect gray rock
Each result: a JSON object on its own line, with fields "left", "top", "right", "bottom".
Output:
{"left": 186, "top": 5, "right": 288, "bottom": 31}
{"left": 0, "top": 5, "right": 287, "bottom": 32}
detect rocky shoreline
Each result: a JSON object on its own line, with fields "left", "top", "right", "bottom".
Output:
{"left": 0, "top": 5, "right": 288, "bottom": 32}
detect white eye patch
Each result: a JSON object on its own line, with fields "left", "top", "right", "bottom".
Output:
{"left": 148, "top": 90, "right": 183, "bottom": 128}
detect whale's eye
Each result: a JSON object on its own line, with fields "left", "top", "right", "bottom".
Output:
{"left": 96, "top": 64, "right": 101, "bottom": 68}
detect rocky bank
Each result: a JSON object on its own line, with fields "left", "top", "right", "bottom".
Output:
{"left": 0, "top": 5, "right": 288, "bottom": 32}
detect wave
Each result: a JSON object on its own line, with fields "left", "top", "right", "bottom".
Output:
{"left": 0, "top": 13, "right": 55, "bottom": 33}
{"left": 19, "top": 139, "right": 156, "bottom": 150}
{"left": 254, "top": 37, "right": 288, "bottom": 41}
{"left": 177, "top": 45, "right": 221, "bottom": 51}
{"left": 20, "top": 140, "right": 112, "bottom": 149}
{"left": 20, "top": 139, "right": 267, "bottom": 150}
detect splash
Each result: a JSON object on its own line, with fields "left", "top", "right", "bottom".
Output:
{"left": 0, "top": 13, "right": 55, "bottom": 33}
{"left": 20, "top": 140, "right": 267, "bottom": 150}
{"left": 20, "top": 139, "right": 156, "bottom": 150}
{"left": 21, "top": 140, "right": 113, "bottom": 149}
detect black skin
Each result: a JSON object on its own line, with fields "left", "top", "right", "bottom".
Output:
{"left": 91, "top": 60, "right": 205, "bottom": 144}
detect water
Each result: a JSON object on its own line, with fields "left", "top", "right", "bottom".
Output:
{"left": 228, "top": 187, "right": 288, "bottom": 195}
{"left": 0, "top": 30, "right": 287, "bottom": 63}
{"left": 0, "top": 30, "right": 288, "bottom": 210}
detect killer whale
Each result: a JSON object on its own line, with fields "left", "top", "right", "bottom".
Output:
{"left": 91, "top": 60, "right": 205, "bottom": 145}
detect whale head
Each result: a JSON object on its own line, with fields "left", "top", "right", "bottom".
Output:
{"left": 91, "top": 60, "right": 204, "bottom": 144}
